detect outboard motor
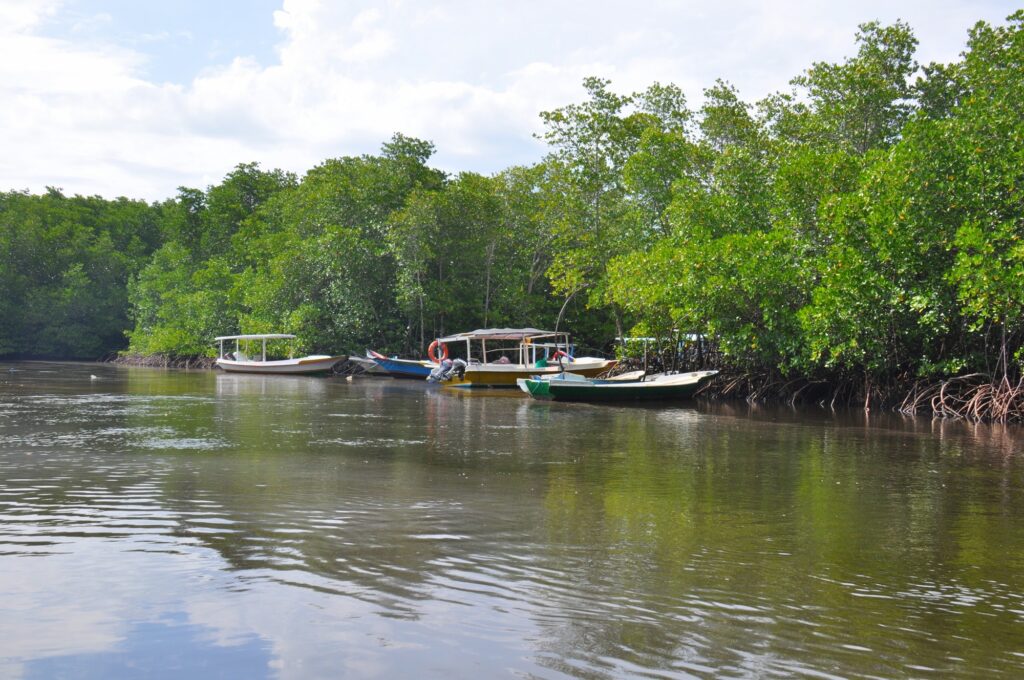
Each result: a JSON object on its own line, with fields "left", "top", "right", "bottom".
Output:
{"left": 427, "top": 359, "right": 452, "bottom": 383}
{"left": 427, "top": 358, "right": 468, "bottom": 383}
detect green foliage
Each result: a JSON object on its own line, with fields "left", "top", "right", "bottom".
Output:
{"left": 789, "top": 20, "right": 919, "bottom": 153}
{"left": 389, "top": 166, "right": 579, "bottom": 352}
{"left": 607, "top": 12, "right": 1024, "bottom": 382}
{"left": 944, "top": 12, "right": 1024, "bottom": 371}
{"left": 0, "top": 189, "right": 161, "bottom": 358}
{"left": 538, "top": 78, "right": 696, "bottom": 338}
{"left": 953, "top": 221, "right": 1024, "bottom": 328}
{"left": 127, "top": 245, "right": 236, "bottom": 357}
{"left": 124, "top": 137, "right": 447, "bottom": 357}
{"left": 124, "top": 163, "right": 296, "bottom": 357}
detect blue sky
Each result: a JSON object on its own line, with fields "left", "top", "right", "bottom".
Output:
{"left": 1, "top": 0, "right": 1019, "bottom": 200}
{"left": 36, "top": 0, "right": 283, "bottom": 84}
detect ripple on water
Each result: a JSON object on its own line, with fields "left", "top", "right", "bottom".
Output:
{"left": 94, "top": 427, "right": 177, "bottom": 437}
{"left": 311, "top": 437, "right": 426, "bottom": 447}
{"left": 326, "top": 413, "right": 391, "bottom": 419}
{"left": 138, "top": 437, "right": 229, "bottom": 451}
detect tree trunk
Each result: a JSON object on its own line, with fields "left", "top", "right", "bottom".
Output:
{"left": 418, "top": 290, "right": 424, "bottom": 357}
{"left": 555, "top": 285, "right": 589, "bottom": 333}
{"left": 1000, "top": 323, "right": 1008, "bottom": 381}
{"left": 483, "top": 241, "right": 495, "bottom": 327}
{"left": 611, "top": 304, "right": 625, "bottom": 350}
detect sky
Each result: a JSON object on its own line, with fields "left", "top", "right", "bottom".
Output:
{"left": 0, "top": 0, "right": 1018, "bottom": 202}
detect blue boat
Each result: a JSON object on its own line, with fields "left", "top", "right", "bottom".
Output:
{"left": 366, "top": 350, "right": 436, "bottom": 379}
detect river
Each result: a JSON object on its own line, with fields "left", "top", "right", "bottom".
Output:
{"left": 1, "top": 361, "right": 1022, "bottom": 678}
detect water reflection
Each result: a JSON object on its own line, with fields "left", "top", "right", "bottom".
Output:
{"left": 21, "top": 611, "right": 272, "bottom": 679}
{"left": 1, "top": 361, "right": 1023, "bottom": 678}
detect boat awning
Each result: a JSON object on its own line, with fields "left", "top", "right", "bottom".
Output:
{"left": 437, "top": 328, "right": 559, "bottom": 343}
{"left": 214, "top": 334, "right": 296, "bottom": 342}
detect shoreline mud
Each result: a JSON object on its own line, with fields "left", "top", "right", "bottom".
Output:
{"left": 108, "top": 353, "right": 217, "bottom": 370}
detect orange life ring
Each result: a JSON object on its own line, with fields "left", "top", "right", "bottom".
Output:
{"left": 428, "top": 340, "right": 449, "bottom": 362}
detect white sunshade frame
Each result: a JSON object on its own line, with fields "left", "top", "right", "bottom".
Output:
{"left": 215, "top": 334, "right": 297, "bottom": 363}
{"left": 436, "top": 328, "right": 557, "bottom": 343}
{"left": 214, "top": 334, "right": 296, "bottom": 341}
{"left": 432, "top": 328, "right": 573, "bottom": 366}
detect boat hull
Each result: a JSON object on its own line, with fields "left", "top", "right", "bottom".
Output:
{"left": 215, "top": 355, "right": 346, "bottom": 375}
{"left": 348, "top": 356, "right": 389, "bottom": 375}
{"left": 443, "top": 359, "right": 616, "bottom": 388}
{"left": 518, "top": 371, "right": 717, "bottom": 401}
{"left": 370, "top": 357, "right": 436, "bottom": 379}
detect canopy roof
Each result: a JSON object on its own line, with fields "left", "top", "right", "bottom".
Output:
{"left": 214, "top": 334, "right": 296, "bottom": 341}
{"left": 437, "top": 328, "right": 561, "bottom": 342}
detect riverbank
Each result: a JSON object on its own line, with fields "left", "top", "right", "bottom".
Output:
{"left": 699, "top": 369, "right": 1024, "bottom": 425}
{"left": 105, "top": 353, "right": 1024, "bottom": 424}
{"left": 110, "top": 353, "right": 217, "bottom": 370}
{"left": 109, "top": 353, "right": 373, "bottom": 376}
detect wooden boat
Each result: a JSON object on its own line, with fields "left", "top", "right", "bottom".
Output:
{"left": 346, "top": 354, "right": 389, "bottom": 375}
{"left": 517, "top": 370, "right": 718, "bottom": 402}
{"left": 427, "top": 328, "right": 616, "bottom": 388}
{"left": 365, "top": 349, "right": 436, "bottom": 379}
{"left": 214, "top": 334, "right": 346, "bottom": 375}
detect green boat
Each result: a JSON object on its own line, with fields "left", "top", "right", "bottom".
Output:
{"left": 516, "top": 370, "right": 718, "bottom": 402}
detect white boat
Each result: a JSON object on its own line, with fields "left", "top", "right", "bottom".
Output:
{"left": 214, "top": 334, "right": 346, "bottom": 375}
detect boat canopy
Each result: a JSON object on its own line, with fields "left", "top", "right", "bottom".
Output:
{"left": 215, "top": 333, "right": 298, "bottom": 362}
{"left": 214, "top": 334, "right": 296, "bottom": 341}
{"left": 437, "top": 328, "right": 557, "bottom": 343}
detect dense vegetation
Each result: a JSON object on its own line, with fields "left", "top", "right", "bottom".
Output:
{"left": 2, "top": 12, "right": 1023, "bottom": 418}
{"left": 0, "top": 189, "right": 162, "bottom": 358}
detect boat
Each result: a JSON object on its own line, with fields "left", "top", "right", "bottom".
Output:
{"left": 346, "top": 353, "right": 389, "bottom": 375}
{"left": 425, "top": 328, "right": 616, "bottom": 388}
{"left": 517, "top": 370, "right": 718, "bottom": 402}
{"left": 365, "top": 349, "right": 437, "bottom": 379}
{"left": 214, "top": 334, "right": 346, "bottom": 375}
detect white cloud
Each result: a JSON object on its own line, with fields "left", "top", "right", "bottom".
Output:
{"left": 0, "top": 0, "right": 1018, "bottom": 200}
{"left": 0, "top": 0, "right": 60, "bottom": 32}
